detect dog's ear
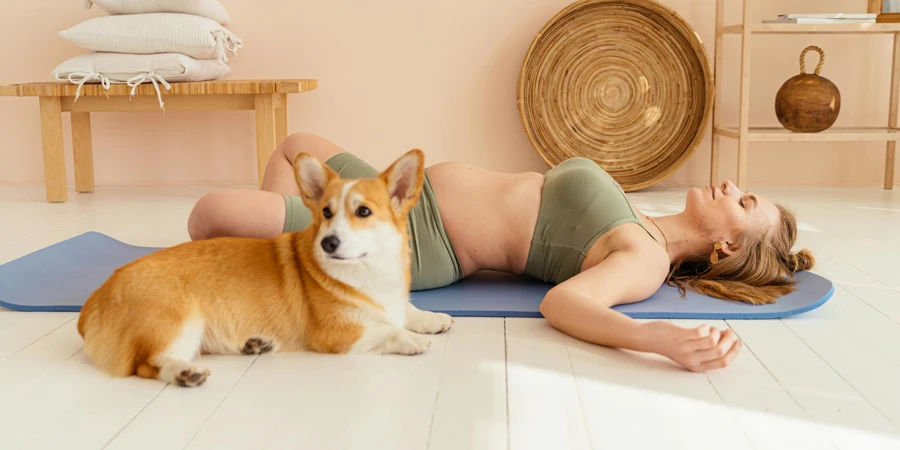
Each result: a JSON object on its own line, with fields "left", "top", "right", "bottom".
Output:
{"left": 380, "top": 149, "right": 425, "bottom": 216}
{"left": 294, "top": 153, "right": 339, "bottom": 206}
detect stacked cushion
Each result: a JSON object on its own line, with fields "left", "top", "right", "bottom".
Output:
{"left": 83, "top": 0, "right": 230, "bottom": 24}
{"left": 52, "top": 0, "right": 241, "bottom": 108}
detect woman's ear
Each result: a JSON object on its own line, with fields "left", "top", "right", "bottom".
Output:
{"left": 710, "top": 240, "right": 736, "bottom": 264}
{"left": 719, "top": 240, "right": 737, "bottom": 256}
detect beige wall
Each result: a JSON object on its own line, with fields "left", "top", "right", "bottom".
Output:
{"left": 0, "top": 0, "right": 897, "bottom": 188}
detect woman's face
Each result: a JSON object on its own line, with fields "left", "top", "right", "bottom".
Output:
{"left": 684, "top": 180, "right": 781, "bottom": 249}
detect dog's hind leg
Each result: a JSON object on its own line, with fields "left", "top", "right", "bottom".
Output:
{"left": 241, "top": 337, "right": 276, "bottom": 355}
{"left": 155, "top": 358, "right": 210, "bottom": 387}
{"left": 198, "top": 323, "right": 278, "bottom": 356}
{"left": 134, "top": 316, "right": 211, "bottom": 387}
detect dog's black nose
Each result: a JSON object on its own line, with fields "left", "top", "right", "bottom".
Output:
{"left": 321, "top": 236, "right": 341, "bottom": 254}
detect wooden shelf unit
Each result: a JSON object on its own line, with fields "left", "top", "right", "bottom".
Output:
{"left": 711, "top": 0, "right": 898, "bottom": 190}
{"left": 718, "top": 22, "right": 900, "bottom": 35}
{"left": 715, "top": 126, "right": 900, "bottom": 141}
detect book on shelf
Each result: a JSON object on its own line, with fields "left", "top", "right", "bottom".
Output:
{"left": 777, "top": 13, "right": 876, "bottom": 19}
{"left": 763, "top": 18, "right": 876, "bottom": 24}
{"left": 764, "top": 13, "right": 877, "bottom": 24}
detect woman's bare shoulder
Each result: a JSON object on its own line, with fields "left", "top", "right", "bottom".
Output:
{"left": 564, "top": 225, "right": 670, "bottom": 307}
{"left": 592, "top": 223, "right": 670, "bottom": 278}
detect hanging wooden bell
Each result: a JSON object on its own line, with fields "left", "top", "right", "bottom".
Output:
{"left": 775, "top": 46, "right": 841, "bottom": 133}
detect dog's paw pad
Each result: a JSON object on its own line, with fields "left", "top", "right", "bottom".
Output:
{"left": 394, "top": 331, "right": 432, "bottom": 355}
{"left": 175, "top": 367, "right": 209, "bottom": 387}
{"left": 242, "top": 337, "right": 274, "bottom": 355}
{"left": 414, "top": 312, "right": 455, "bottom": 334}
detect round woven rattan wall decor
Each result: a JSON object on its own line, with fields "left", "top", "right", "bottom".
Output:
{"left": 518, "top": 0, "right": 713, "bottom": 192}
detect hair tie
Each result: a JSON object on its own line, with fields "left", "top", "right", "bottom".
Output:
{"left": 790, "top": 253, "right": 800, "bottom": 272}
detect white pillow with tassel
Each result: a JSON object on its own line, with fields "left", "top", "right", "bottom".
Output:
{"left": 59, "top": 13, "right": 242, "bottom": 63}
{"left": 83, "top": 0, "right": 231, "bottom": 25}
{"left": 51, "top": 52, "right": 232, "bottom": 108}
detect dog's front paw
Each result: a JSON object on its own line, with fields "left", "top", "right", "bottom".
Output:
{"left": 407, "top": 310, "right": 454, "bottom": 334}
{"left": 376, "top": 329, "right": 432, "bottom": 355}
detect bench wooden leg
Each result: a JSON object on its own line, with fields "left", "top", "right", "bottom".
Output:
{"left": 255, "top": 94, "right": 277, "bottom": 188}
{"left": 72, "top": 112, "right": 95, "bottom": 193}
{"left": 39, "top": 96, "right": 67, "bottom": 203}
{"left": 276, "top": 93, "right": 289, "bottom": 146}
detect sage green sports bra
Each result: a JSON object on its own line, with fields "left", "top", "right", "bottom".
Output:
{"left": 524, "top": 157, "right": 657, "bottom": 284}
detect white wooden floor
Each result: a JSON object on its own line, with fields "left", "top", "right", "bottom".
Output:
{"left": 1, "top": 184, "right": 899, "bottom": 450}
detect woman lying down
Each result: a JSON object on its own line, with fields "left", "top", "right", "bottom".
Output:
{"left": 187, "top": 133, "right": 815, "bottom": 372}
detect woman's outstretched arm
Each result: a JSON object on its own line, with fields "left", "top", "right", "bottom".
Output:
{"left": 538, "top": 247, "right": 742, "bottom": 372}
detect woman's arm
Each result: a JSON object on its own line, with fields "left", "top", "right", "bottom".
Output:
{"left": 539, "top": 247, "right": 742, "bottom": 372}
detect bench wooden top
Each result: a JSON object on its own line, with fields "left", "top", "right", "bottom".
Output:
{"left": 0, "top": 79, "right": 318, "bottom": 97}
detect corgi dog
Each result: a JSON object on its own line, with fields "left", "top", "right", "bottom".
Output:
{"left": 77, "top": 149, "right": 454, "bottom": 387}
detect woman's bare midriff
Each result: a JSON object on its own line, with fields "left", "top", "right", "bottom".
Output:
{"left": 425, "top": 162, "right": 544, "bottom": 276}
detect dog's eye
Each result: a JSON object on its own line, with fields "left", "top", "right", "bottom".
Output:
{"left": 323, "top": 207, "right": 333, "bottom": 219}
{"left": 356, "top": 206, "right": 371, "bottom": 218}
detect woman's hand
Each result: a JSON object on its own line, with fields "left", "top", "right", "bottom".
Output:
{"left": 539, "top": 247, "right": 742, "bottom": 373}
{"left": 643, "top": 321, "right": 742, "bottom": 372}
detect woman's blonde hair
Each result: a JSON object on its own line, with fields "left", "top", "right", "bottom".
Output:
{"left": 666, "top": 204, "right": 815, "bottom": 305}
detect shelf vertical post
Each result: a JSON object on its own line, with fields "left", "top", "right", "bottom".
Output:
{"left": 710, "top": 0, "right": 725, "bottom": 186}
{"left": 737, "top": 0, "right": 752, "bottom": 190}
{"left": 886, "top": 33, "right": 899, "bottom": 189}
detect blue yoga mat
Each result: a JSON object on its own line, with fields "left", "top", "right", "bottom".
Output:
{"left": 0, "top": 232, "right": 833, "bottom": 319}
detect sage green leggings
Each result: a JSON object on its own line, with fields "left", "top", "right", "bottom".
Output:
{"left": 281, "top": 153, "right": 464, "bottom": 291}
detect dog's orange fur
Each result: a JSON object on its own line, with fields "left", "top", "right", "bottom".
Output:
{"left": 77, "top": 149, "right": 427, "bottom": 383}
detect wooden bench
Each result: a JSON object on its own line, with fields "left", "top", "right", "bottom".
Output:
{"left": 0, "top": 79, "right": 318, "bottom": 202}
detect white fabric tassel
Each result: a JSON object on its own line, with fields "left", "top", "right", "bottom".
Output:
{"left": 65, "top": 72, "right": 111, "bottom": 104}
{"left": 214, "top": 31, "right": 243, "bottom": 63}
{"left": 126, "top": 72, "right": 172, "bottom": 110}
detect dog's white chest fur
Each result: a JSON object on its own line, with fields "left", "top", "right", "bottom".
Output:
{"left": 372, "top": 286, "right": 409, "bottom": 328}
{"left": 327, "top": 256, "right": 409, "bottom": 326}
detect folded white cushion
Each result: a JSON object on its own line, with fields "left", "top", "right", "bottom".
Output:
{"left": 83, "top": 0, "right": 230, "bottom": 25}
{"left": 51, "top": 52, "right": 232, "bottom": 108}
{"left": 52, "top": 52, "right": 230, "bottom": 83}
{"left": 59, "top": 13, "right": 242, "bottom": 63}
